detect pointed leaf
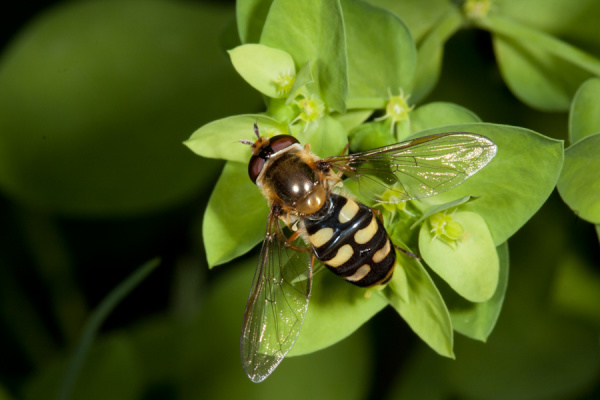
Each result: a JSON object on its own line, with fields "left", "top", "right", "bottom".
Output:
{"left": 236, "top": 0, "right": 274, "bottom": 43}
{"left": 411, "top": 8, "right": 462, "bottom": 102}
{"left": 493, "top": 34, "right": 591, "bottom": 111}
{"left": 342, "top": 0, "right": 416, "bottom": 103}
{"left": 482, "top": 13, "right": 600, "bottom": 112}
{"left": 384, "top": 254, "right": 454, "bottom": 358}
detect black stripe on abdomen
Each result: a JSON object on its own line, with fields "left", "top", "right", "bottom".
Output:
{"left": 304, "top": 194, "right": 396, "bottom": 287}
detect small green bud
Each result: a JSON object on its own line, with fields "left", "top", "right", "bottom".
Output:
{"left": 429, "top": 211, "right": 466, "bottom": 246}
{"left": 273, "top": 70, "right": 295, "bottom": 97}
{"left": 463, "top": 0, "right": 492, "bottom": 20}
{"left": 292, "top": 95, "right": 325, "bottom": 130}
{"left": 379, "top": 189, "right": 415, "bottom": 216}
{"left": 375, "top": 89, "right": 413, "bottom": 134}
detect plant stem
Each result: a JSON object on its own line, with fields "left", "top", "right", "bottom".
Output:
{"left": 58, "top": 258, "right": 160, "bottom": 400}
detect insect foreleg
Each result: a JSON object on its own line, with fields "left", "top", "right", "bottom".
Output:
{"left": 284, "top": 230, "right": 311, "bottom": 252}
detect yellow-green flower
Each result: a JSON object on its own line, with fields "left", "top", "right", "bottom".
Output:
{"left": 463, "top": 0, "right": 492, "bottom": 20}
{"left": 429, "top": 211, "right": 466, "bottom": 246}
{"left": 376, "top": 89, "right": 414, "bottom": 133}
{"left": 273, "top": 70, "right": 295, "bottom": 97}
{"left": 293, "top": 95, "right": 325, "bottom": 130}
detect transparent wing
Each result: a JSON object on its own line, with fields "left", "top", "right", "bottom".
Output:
{"left": 322, "top": 132, "right": 497, "bottom": 202}
{"left": 240, "top": 209, "right": 313, "bottom": 383}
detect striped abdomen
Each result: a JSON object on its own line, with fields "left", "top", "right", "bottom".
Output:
{"left": 303, "top": 194, "right": 395, "bottom": 287}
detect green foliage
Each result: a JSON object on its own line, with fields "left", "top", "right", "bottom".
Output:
{"left": 25, "top": 259, "right": 372, "bottom": 400}
{"left": 558, "top": 78, "right": 600, "bottom": 228}
{"left": 558, "top": 134, "right": 600, "bottom": 224}
{"left": 0, "top": 0, "right": 255, "bottom": 216}
{"left": 58, "top": 259, "right": 159, "bottom": 400}
{"left": 187, "top": 0, "right": 566, "bottom": 365}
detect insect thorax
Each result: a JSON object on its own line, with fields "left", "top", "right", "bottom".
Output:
{"left": 260, "top": 149, "right": 328, "bottom": 216}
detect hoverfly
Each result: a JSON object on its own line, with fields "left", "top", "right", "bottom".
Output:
{"left": 240, "top": 125, "right": 497, "bottom": 382}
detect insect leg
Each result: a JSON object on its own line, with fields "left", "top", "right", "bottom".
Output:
{"left": 284, "top": 230, "right": 311, "bottom": 253}
{"left": 392, "top": 243, "right": 420, "bottom": 259}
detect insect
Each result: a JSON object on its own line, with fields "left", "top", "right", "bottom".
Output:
{"left": 240, "top": 125, "right": 497, "bottom": 382}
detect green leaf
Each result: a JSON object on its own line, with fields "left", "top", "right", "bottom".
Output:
{"left": 411, "top": 8, "right": 462, "bottom": 103}
{"left": 484, "top": 14, "right": 599, "bottom": 111}
{"left": 557, "top": 132, "right": 600, "bottom": 224}
{"left": 342, "top": 0, "right": 416, "bottom": 103}
{"left": 228, "top": 44, "right": 296, "bottom": 98}
{"left": 415, "top": 123, "right": 564, "bottom": 245}
{"left": 333, "top": 109, "right": 373, "bottom": 132}
{"left": 349, "top": 121, "right": 396, "bottom": 152}
{"left": 260, "top": 0, "right": 348, "bottom": 112}
{"left": 366, "top": 0, "right": 455, "bottom": 43}
{"left": 410, "top": 102, "right": 481, "bottom": 134}
{"left": 492, "top": 35, "right": 590, "bottom": 111}
{"left": 569, "top": 77, "right": 600, "bottom": 144}
{"left": 419, "top": 211, "right": 499, "bottom": 303}
{"left": 447, "top": 242, "right": 509, "bottom": 341}
{"left": 294, "top": 116, "right": 348, "bottom": 158}
{"left": 383, "top": 254, "right": 454, "bottom": 358}
{"left": 496, "top": 0, "right": 600, "bottom": 59}
{"left": 236, "top": 0, "right": 274, "bottom": 43}
{"left": 289, "top": 272, "right": 387, "bottom": 356}
{"left": 185, "top": 114, "right": 286, "bottom": 163}
{"left": 0, "top": 0, "right": 253, "bottom": 216}
{"left": 203, "top": 162, "right": 268, "bottom": 267}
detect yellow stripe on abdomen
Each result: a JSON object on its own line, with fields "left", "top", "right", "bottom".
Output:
{"left": 325, "top": 244, "right": 354, "bottom": 268}
{"left": 354, "top": 216, "right": 378, "bottom": 244}
{"left": 345, "top": 264, "right": 371, "bottom": 282}
{"left": 372, "top": 239, "right": 391, "bottom": 263}
{"left": 338, "top": 198, "right": 359, "bottom": 223}
{"left": 309, "top": 227, "right": 334, "bottom": 247}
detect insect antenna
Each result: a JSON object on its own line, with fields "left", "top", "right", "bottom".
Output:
{"left": 253, "top": 123, "right": 260, "bottom": 139}
{"left": 239, "top": 139, "right": 254, "bottom": 145}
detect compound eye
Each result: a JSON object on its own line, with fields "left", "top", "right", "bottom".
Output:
{"left": 269, "top": 135, "right": 299, "bottom": 153}
{"left": 248, "top": 156, "right": 265, "bottom": 183}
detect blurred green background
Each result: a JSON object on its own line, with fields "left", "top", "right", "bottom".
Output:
{"left": 0, "top": 1, "right": 599, "bottom": 399}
